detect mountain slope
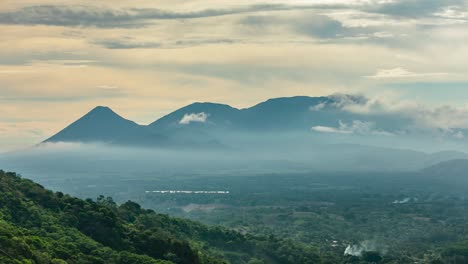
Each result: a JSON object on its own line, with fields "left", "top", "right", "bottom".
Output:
{"left": 421, "top": 159, "right": 468, "bottom": 177}
{"left": 240, "top": 96, "right": 330, "bottom": 130}
{"left": 44, "top": 106, "right": 204, "bottom": 148}
{"left": 149, "top": 102, "right": 241, "bottom": 130}
{"left": 0, "top": 170, "right": 322, "bottom": 264}
{"left": 45, "top": 106, "right": 144, "bottom": 143}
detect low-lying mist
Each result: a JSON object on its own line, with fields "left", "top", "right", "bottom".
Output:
{"left": 2, "top": 132, "right": 467, "bottom": 184}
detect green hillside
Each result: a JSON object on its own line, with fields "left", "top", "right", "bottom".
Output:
{"left": 0, "top": 170, "right": 321, "bottom": 264}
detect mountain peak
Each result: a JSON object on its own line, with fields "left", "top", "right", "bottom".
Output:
{"left": 44, "top": 106, "right": 139, "bottom": 143}
{"left": 87, "top": 105, "right": 116, "bottom": 115}
{"left": 92, "top": 105, "right": 111, "bottom": 110}
{"left": 80, "top": 106, "right": 127, "bottom": 122}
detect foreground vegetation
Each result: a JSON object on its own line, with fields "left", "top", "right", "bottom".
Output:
{"left": 2, "top": 169, "right": 468, "bottom": 263}
{"left": 0, "top": 170, "right": 321, "bottom": 264}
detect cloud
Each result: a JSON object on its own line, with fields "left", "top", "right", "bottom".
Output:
{"left": 366, "top": 0, "right": 466, "bottom": 18}
{"left": 241, "top": 13, "right": 375, "bottom": 40}
{"left": 36, "top": 59, "right": 97, "bottom": 65}
{"left": 311, "top": 120, "right": 394, "bottom": 136}
{"left": 230, "top": 2, "right": 468, "bottom": 49}
{"left": 0, "top": 80, "right": 126, "bottom": 102}
{"left": 96, "top": 85, "right": 119, "bottom": 90}
{"left": 0, "top": 5, "right": 144, "bottom": 28}
{"left": 310, "top": 102, "right": 326, "bottom": 111}
{"left": 340, "top": 120, "right": 394, "bottom": 136}
{"left": 0, "top": 70, "right": 35, "bottom": 74}
{"left": 93, "top": 39, "right": 161, "bottom": 49}
{"left": 179, "top": 112, "right": 209, "bottom": 125}
{"left": 366, "top": 67, "right": 448, "bottom": 79}
{"left": 434, "top": 5, "right": 468, "bottom": 20}
{"left": 328, "top": 93, "right": 369, "bottom": 108}
{"left": 294, "top": 15, "right": 361, "bottom": 39}
{"left": 311, "top": 125, "right": 352, "bottom": 134}
{"left": 373, "top": 31, "right": 394, "bottom": 38}
{"left": 237, "top": 10, "right": 438, "bottom": 47}
{"left": 93, "top": 38, "right": 238, "bottom": 49}
{"left": 0, "top": 4, "right": 344, "bottom": 28}
{"left": 173, "top": 39, "right": 239, "bottom": 47}
{"left": 35, "top": 141, "right": 86, "bottom": 151}
{"left": 331, "top": 95, "right": 468, "bottom": 138}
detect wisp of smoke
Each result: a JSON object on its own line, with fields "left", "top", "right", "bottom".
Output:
{"left": 344, "top": 240, "right": 387, "bottom": 256}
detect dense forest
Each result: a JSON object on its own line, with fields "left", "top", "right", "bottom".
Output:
{"left": 2, "top": 170, "right": 468, "bottom": 263}
{"left": 0, "top": 170, "right": 322, "bottom": 264}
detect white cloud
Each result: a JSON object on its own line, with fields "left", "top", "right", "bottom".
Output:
{"left": 311, "top": 120, "right": 393, "bottom": 136}
{"left": 179, "top": 112, "right": 209, "bottom": 125}
{"left": 329, "top": 95, "right": 468, "bottom": 138}
{"left": 366, "top": 67, "right": 448, "bottom": 79}
{"left": 340, "top": 120, "right": 394, "bottom": 136}
{"left": 311, "top": 125, "right": 352, "bottom": 134}
{"left": 373, "top": 31, "right": 394, "bottom": 38}
{"left": 310, "top": 102, "right": 326, "bottom": 111}
{"left": 367, "top": 67, "right": 415, "bottom": 78}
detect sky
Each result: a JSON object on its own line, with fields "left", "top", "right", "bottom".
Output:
{"left": 1, "top": 0, "right": 468, "bottom": 151}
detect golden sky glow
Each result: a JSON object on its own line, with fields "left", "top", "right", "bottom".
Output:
{"left": 1, "top": 0, "right": 468, "bottom": 151}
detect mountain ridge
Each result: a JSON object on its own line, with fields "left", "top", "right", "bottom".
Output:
{"left": 45, "top": 95, "right": 363, "bottom": 143}
{"left": 41, "top": 95, "right": 466, "bottom": 155}
{"left": 45, "top": 95, "right": 340, "bottom": 146}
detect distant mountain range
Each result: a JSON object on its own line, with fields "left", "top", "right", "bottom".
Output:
{"left": 35, "top": 95, "right": 468, "bottom": 172}
{"left": 45, "top": 95, "right": 411, "bottom": 148}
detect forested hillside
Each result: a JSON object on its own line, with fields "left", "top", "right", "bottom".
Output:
{"left": 2, "top": 169, "right": 468, "bottom": 264}
{"left": 0, "top": 170, "right": 321, "bottom": 264}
